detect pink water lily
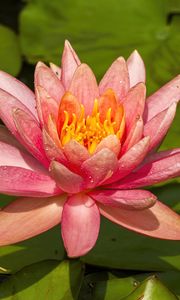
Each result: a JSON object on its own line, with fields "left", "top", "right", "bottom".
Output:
{"left": 0, "top": 41, "right": 180, "bottom": 257}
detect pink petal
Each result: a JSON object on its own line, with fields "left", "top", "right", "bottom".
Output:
{"left": 121, "top": 116, "right": 143, "bottom": 154}
{"left": 0, "top": 89, "right": 36, "bottom": 137}
{"left": 81, "top": 148, "right": 118, "bottom": 188}
{"left": 99, "top": 200, "right": 180, "bottom": 240}
{"left": 69, "top": 63, "right": 99, "bottom": 115}
{"left": 50, "top": 161, "right": 84, "bottom": 193}
{"left": 0, "top": 70, "right": 37, "bottom": 118}
{"left": 0, "top": 195, "right": 66, "bottom": 246}
{"left": 13, "top": 108, "right": 49, "bottom": 167}
{"left": 99, "top": 57, "right": 129, "bottom": 101}
{"left": 42, "top": 129, "right": 67, "bottom": 164}
{"left": 0, "top": 131, "right": 46, "bottom": 172}
{"left": 61, "top": 40, "right": 81, "bottom": 89}
{"left": 0, "top": 166, "right": 61, "bottom": 197}
{"left": 49, "top": 62, "right": 61, "bottom": 79}
{"left": 95, "top": 135, "right": 121, "bottom": 157}
{"left": 61, "top": 193, "right": 100, "bottom": 257}
{"left": 144, "top": 103, "right": 177, "bottom": 153}
{"left": 122, "top": 83, "right": 146, "bottom": 132}
{"left": 89, "top": 189, "right": 156, "bottom": 210}
{"left": 144, "top": 75, "right": 180, "bottom": 122}
{"left": 112, "top": 150, "right": 180, "bottom": 189}
{"left": 63, "top": 139, "right": 90, "bottom": 170}
{"left": 127, "top": 50, "right": 146, "bottom": 87}
{"left": 35, "top": 85, "right": 59, "bottom": 126}
{"left": 0, "top": 125, "right": 25, "bottom": 152}
{"left": 35, "top": 62, "right": 65, "bottom": 103}
{"left": 104, "top": 136, "right": 150, "bottom": 185}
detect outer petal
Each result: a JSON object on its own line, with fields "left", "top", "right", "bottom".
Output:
{"left": 0, "top": 88, "right": 36, "bottom": 136}
{"left": 122, "top": 82, "right": 146, "bottom": 132}
{"left": 0, "top": 125, "right": 25, "bottom": 152}
{"left": 144, "top": 103, "right": 177, "bottom": 153}
{"left": 61, "top": 40, "right": 81, "bottom": 89}
{"left": 112, "top": 150, "right": 180, "bottom": 189}
{"left": 50, "top": 161, "right": 84, "bottom": 193}
{"left": 99, "top": 201, "right": 180, "bottom": 240}
{"left": 0, "top": 131, "right": 46, "bottom": 172}
{"left": 127, "top": 50, "right": 146, "bottom": 87}
{"left": 144, "top": 75, "right": 180, "bottom": 122}
{"left": 0, "top": 70, "right": 37, "bottom": 117}
{"left": 89, "top": 189, "right": 156, "bottom": 210}
{"left": 61, "top": 193, "right": 100, "bottom": 257}
{"left": 104, "top": 136, "right": 150, "bottom": 185}
{"left": 13, "top": 108, "right": 49, "bottom": 167}
{"left": 69, "top": 63, "right": 99, "bottom": 115}
{"left": 0, "top": 166, "right": 61, "bottom": 197}
{"left": 35, "top": 62, "right": 65, "bottom": 103}
{"left": 99, "top": 57, "right": 129, "bottom": 101}
{"left": 81, "top": 148, "right": 118, "bottom": 188}
{"left": 0, "top": 195, "right": 66, "bottom": 246}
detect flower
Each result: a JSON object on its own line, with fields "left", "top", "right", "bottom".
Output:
{"left": 0, "top": 41, "right": 179, "bottom": 257}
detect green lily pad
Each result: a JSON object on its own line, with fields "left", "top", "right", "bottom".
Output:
{"left": 20, "top": 0, "right": 179, "bottom": 92}
{"left": 0, "top": 24, "right": 22, "bottom": 76}
{"left": 123, "top": 276, "right": 178, "bottom": 300}
{"left": 0, "top": 260, "right": 84, "bottom": 299}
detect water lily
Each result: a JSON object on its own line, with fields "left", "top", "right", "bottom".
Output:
{"left": 0, "top": 41, "right": 179, "bottom": 257}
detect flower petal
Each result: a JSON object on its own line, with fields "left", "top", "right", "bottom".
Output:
{"left": 63, "top": 139, "right": 90, "bottom": 170}
{"left": 127, "top": 50, "right": 146, "bottom": 87}
{"left": 69, "top": 63, "right": 99, "bottom": 115}
{"left": 0, "top": 195, "right": 66, "bottom": 246}
{"left": 0, "top": 166, "right": 61, "bottom": 197}
{"left": 0, "top": 88, "right": 36, "bottom": 137}
{"left": 0, "top": 70, "right": 37, "bottom": 117}
{"left": 112, "top": 150, "right": 180, "bottom": 189}
{"left": 122, "top": 82, "right": 146, "bottom": 132}
{"left": 49, "top": 62, "right": 61, "bottom": 79}
{"left": 42, "top": 129, "right": 67, "bottom": 164}
{"left": 104, "top": 136, "right": 150, "bottom": 185}
{"left": 95, "top": 135, "right": 121, "bottom": 157}
{"left": 99, "top": 200, "right": 180, "bottom": 240}
{"left": 35, "top": 85, "right": 59, "bottom": 126}
{"left": 61, "top": 193, "right": 100, "bottom": 257}
{"left": 81, "top": 148, "right": 118, "bottom": 188}
{"left": 61, "top": 40, "right": 81, "bottom": 89}
{"left": 0, "top": 125, "right": 25, "bottom": 152}
{"left": 13, "top": 108, "right": 49, "bottom": 167}
{"left": 89, "top": 189, "right": 156, "bottom": 210}
{"left": 50, "top": 161, "right": 84, "bottom": 193}
{"left": 144, "top": 75, "right": 180, "bottom": 122}
{"left": 0, "top": 130, "right": 46, "bottom": 172}
{"left": 144, "top": 103, "right": 177, "bottom": 153}
{"left": 121, "top": 116, "right": 143, "bottom": 154}
{"left": 35, "top": 62, "right": 65, "bottom": 103}
{"left": 99, "top": 57, "right": 129, "bottom": 101}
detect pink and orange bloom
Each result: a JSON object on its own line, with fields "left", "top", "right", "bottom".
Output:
{"left": 0, "top": 41, "right": 180, "bottom": 257}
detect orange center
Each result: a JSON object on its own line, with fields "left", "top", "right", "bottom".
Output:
{"left": 55, "top": 89, "right": 125, "bottom": 154}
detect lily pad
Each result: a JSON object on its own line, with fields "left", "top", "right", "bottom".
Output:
{"left": 20, "top": 0, "right": 180, "bottom": 92}
{"left": 0, "top": 24, "right": 22, "bottom": 76}
{"left": 0, "top": 260, "right": 84, "bottom": 300}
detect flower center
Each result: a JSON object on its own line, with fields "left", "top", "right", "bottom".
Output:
{"left": 58, "top": 93, "right": 125, "bottom": 154}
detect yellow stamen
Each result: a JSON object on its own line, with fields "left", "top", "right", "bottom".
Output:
{"left": 60, "top": 99, "right": 125, "bottom": 154}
